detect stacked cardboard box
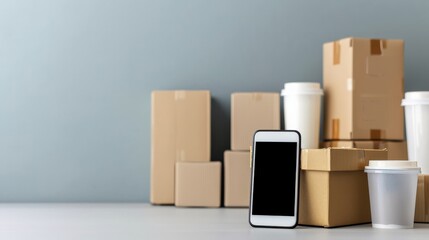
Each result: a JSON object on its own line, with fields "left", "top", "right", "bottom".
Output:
{"left": 224, "top": 93, "right": 280, "bottom": 207}
{"left": 151, "top": 90, "right": 221, "bottom": 206}
{"left": 299, "top": 148, "right": 388, "bottom": 227}
{"left": 323, "top": 37, "right": 406, "bottom": 157}
{"left": 224, "top": 151, "right": 251, "bottom": 207}
{"left": 323, "top": 37, "right": 404, "bottom": 141}
{"left": 175, "top": 162, "right": 221, "bottom": 207}
{"left": 299, "top": 37, "right": 410, "bottom": 227}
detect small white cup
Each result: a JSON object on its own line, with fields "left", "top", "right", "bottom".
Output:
{"left": 281, "top": 82, "right": 323, "bottom": 149}
{"left": 365, "top": 161, "right": 420, "bottom": 229}
{"left": 402, "top": 92, "right": 429, "bottom": 174}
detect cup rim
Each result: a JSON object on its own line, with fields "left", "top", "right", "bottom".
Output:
{"left": 402, "top": 91, "right": 429, "bottom": 105}
{"left": 281, "top": 89, "right": 324, "bottom": 96}
{"left": 365, "top": 168, "right": 421, "bottom": 174}
{"left": 281, "top": 82, "right": 324, "bottom": 96}
{"left": 365, "top": 160, "right": 420, "bottom": 170}
{"left": 281, "top": 82, "right": 323, "bottom": 96}
{"left": 402, "top": 99, "right": 429, "bottom": 106}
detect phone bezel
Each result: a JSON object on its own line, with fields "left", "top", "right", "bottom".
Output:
{"left": 249, "top": 130, "right": 301, "bottom": 228}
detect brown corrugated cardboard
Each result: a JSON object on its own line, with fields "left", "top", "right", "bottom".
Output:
{"left": 224, "top": 151, "right": 251, "bottom": 207}
{"left": 323, "top": 140, "right": 408, "bottom": 160}
{"left": 175, "top": 162, "right": 221, "bottom": 207}
{"left": 324, "top": 37, "right": 404, "bottom": 140}
{"left": 299, "top": 148, "right": 388, "bottom": 227}
{"left": 415, "top": 174, "right": 429, "bottom": 223}
{"left": 151, "top": 90, "right": 211, "bottom": 205}
{"left": 231, "top": 92, "right": 280, "bottom": 150}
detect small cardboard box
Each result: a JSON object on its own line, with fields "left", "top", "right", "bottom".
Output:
{"left": 224, "top": 151, "right": 251, "bottom": 207}
{"left": 324, "top": 37, "right": 404, "bottom": 140}
{"left": 175, "top": 162, "right": 221, "bottom": 207}
{"left": 323, "top": 140, "right": 408, "bottom": 160}
{"left": 231, "top": 93, "right": 280, "bottom": 150}
{"left": 151, "top": 90, "right": 211, "bottom": 204}
{"left": 415, "top": 174, "right": 429, "bottom": 223}
{"left": 299, "top": 148, "right": 387, "bottom": 227}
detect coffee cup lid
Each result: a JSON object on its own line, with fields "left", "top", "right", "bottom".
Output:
{"left": 281, "top": 82, "right": 323, "bottom": 96}
{"left": 365, "top": 160, "right": 420, "bottom": 170}
{"left": 402, "top": 91, "right": 429, "bottom": 106}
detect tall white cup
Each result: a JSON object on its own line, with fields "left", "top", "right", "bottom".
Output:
{"left": 281, "top": 82, "right": 323, "bottom": 149}
{"left": 402, "top": 91, "right": 429, "bottom": 174}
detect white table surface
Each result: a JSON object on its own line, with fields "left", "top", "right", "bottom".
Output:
{"left": 0, "top": 203, "right": 428, "bottom": 240}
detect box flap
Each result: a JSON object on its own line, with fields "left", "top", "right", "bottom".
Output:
{"left": 301, "top": 148, "right": 387, "bottom": 171}
{"left": 323, "top": 140, "right": 408, "bottom": 160}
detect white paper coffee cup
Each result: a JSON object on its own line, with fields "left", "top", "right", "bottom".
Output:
{"left": 402, "top": 91, "right": 429, "bottom": 174}
{"left": 365, "top": 161, "right": 420, "bottom": 229}
{"left": 281, "top": 82, "right": 323, "bottom": 149}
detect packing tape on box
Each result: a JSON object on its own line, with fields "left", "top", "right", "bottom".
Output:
{"left": 370, "top": 129, "right": 386, "bottom": 140}
{"left": 370, "top": 39, "right": 382, "bottom": 55}
{"left": 332, "top": 38, "right": 355, "bottom": 65}
{"left": 333, "top": 41, "right": 341, "bottom": 65}
{"left": 370, "top": 39, "right": 387, "bottom": 55}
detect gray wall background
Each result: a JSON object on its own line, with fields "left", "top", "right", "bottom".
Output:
{"left": 1, "top": 0, "right": 428, "bottom": 202}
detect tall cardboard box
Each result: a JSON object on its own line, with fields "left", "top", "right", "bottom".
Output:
{"left": 151, "top": 91, "right": 211, "bottom": 204}
{"left": 415, "top": 174, "right": 429, "bottom": 223}
{"left": 224, "top": 151, "right": 251, "bottom": 207}
{"left": 299, "top": 148, "right": 387, "bottom": 227}
{"left": 175, "top": 162, "right": 221, "bottom": 207}
{"left": 323, "top": 140, "right": 408, "bottom": 160}
{"left": 324, "top": 37, "right": 404, "bottom": 140}
{"left": 231, "top": 92, "right": 280, "bottom": 150}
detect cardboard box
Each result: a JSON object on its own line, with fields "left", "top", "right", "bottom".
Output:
{"left": 323, "top": 140, "right": 408, "bottom": 160}
{"left": 175, "top": 162, "right": 221, "bottom": 207}
{"left": 224, "top": 151, "right": 251, "bottom": 207}
{"left": 151, "top": 90, "right": 211, "bottom": 204}
{"left": 415, "top": 174, "right": 429, "bottom": 223}
{"left": 231, "top": 92, "right": 280, "bottom": 150}
{"left": 324, "top": 37, "right": 404, "bottom": 140}
{"left": 299, "top": 148, "right": 388, "bottom": 227}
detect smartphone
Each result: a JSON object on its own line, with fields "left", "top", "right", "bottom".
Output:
{"left": 249, "top": 130, "right": 301, "bottom": 228}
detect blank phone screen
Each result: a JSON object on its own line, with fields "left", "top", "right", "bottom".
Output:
{"left": 252, "top": 142, "right": 298, "bottom": 216}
